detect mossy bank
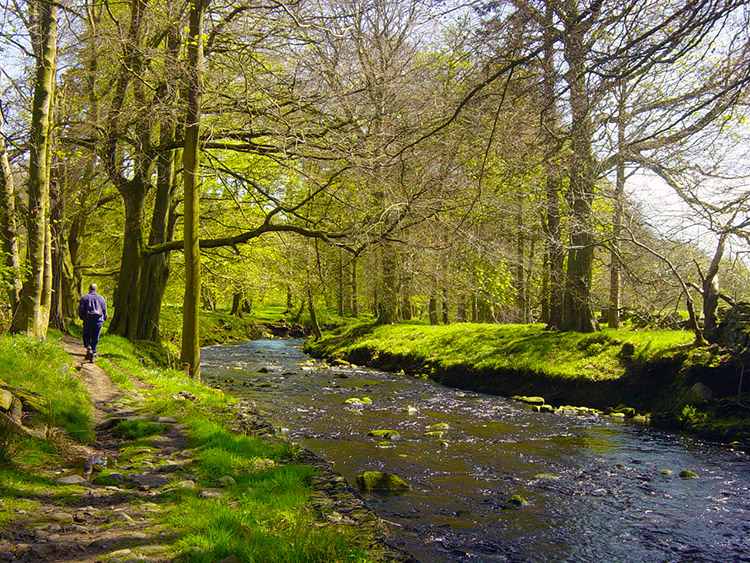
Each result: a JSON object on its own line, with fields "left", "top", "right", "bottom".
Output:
{"left": 304, "top": 322, "right": 750, "bottom": 446}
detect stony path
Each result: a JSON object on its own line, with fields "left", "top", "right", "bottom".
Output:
{"left": 1, "top": 339, "right": 193, "bottom": 563}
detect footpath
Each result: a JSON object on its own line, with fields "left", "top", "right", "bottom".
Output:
{"left": 0, "top": 337, "right": 414, "bottom": 563}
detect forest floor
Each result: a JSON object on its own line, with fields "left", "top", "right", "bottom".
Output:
{"left": 0, "top": 336, "right": 413, "bottom": 563}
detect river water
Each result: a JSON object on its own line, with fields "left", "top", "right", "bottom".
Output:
{"left": 201, "top": 339, "right": 750, "bottom": 563}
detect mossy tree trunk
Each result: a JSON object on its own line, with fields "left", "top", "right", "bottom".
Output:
{"left": 560, "top": 1, "right": 599, "bottom": 333}
{"left": 376, "top": 244, "right": 398, "bottom": 324}
{"left": 0, "top": 76, "right": 21, "bottom": 311}
{"left": 180, "top": 0, "right": 209, "bottom": 379}
{"left": 137, "top": 20, "right": 181, "bottom": 341}
{"left": 13, "top": 0, "right": 57, "bottom": 337}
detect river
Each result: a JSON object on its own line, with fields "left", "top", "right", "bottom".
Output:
{"left": 201, "top": 338, "right": 750, "bottom": 563}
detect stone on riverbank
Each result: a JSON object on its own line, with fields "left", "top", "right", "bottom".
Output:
{"left": 677, "top": 383, "right": 713, "bottom": 407}
{"left": 355, "top": 471, "right": 410, "bottom": 492}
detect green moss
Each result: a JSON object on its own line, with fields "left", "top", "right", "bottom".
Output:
{"left": 355, "top": 471, "right": 410, "bottom": 492}
{"left": 367, "top": 429, "right": 401, "bottom": 441}
{"left": 508, "top": 494, "right": 528, "bottom": 507}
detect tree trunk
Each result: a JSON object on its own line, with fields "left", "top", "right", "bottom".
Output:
{"left": 337, "top": 250, "right": 345, "bottom": 316}
{"left": 428, "top": 297, "right": 439, "bottom": 325}
{"left": 136, "top": 23, "right": 181, "bottom": 341}
{"left": 515, "top": 193, "right": 527, "bottom": 323}
{"left": 285, "top": 283, "right": 293, "bottom": 314}
{"left": 608, "top": 87, "right": 628, "bottom": 329}
{"left": 608, "top": 139, "right": 626, "bottom": 329}
{"left": 376, "top": 244, "right": 398, "bottom": 324}
{"left": 350, "top": 256, "right": 359, "bottom": 317}
{"left": 230, "top": 292, "right": 242, "bottom": 316}
{"left": 702, "top": 233, "right": 726, "bottom": 342}
{"left": 13, "top": 0, "right": 57, "bottom": 337}
{"left": 441, "top": 290, "right": 449, "bottom": 325}
{"left": 49, "top": 175, "right": 66, "bottom": 332}
{"left": 400, "top": 270, "right": 412, "bottom": 321}
{"left": 542, "top": 5, "right": 564, "bottom": 330}
{"left": 456, "top": 298, "right": 467, "bottom": 322}
{"left": 180, "top": 0, "right": 209, "bottom": 379}
{"left": 308, "top": 285, "right": 322, "bottom": 340}
{"left": 0, "top": 77, "right": 21, "bottom": 311}
{"left": 108, "top": 186, "right": 147, "bottom": 340}
{"left": 560, "top": 5, "right": 599, "bottom": 333}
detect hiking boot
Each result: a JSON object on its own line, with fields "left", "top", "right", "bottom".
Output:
{"left": 90, "top": 352, "right": 97, "bottom": 363}
{"left": 84, "top": 347, "right": 93, "bottom": 361}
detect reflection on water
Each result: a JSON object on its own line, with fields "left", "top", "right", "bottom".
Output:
{"left": 202, "top": 339, "right": 750, "bottom": 563}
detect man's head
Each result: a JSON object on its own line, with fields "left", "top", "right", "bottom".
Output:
{"left": 89, "top": 283, "right": 98, "bottom": 292}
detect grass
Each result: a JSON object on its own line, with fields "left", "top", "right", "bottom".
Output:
{"left": 307, "top": 321, "right": 694, "bottom": 382}
{"left": 0, "top": 334, "right": 94, "bottom": 444}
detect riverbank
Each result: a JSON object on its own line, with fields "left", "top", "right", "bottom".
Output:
{"left": 0, "top": 333, "right": 414, "bottom": 562}
{"left": 304, "top": 322, "right": 750, "bottom": 447}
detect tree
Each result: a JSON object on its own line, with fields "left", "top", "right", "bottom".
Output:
{"left": 12, "top": 0, "right": 57, "bottom": 337}
{"left": 0, "top": 73, "right": 21, "bottom": 312}
{"left": 180, "top": 0, "right": 210, "bottom": 379}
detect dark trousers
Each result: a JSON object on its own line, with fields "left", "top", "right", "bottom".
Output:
{"left": 82, "top": 320, "right": 103, "bottom": 354}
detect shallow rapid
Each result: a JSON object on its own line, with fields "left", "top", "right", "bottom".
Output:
{"left": 201, "top": 339, "right": 750, "bottom": 563}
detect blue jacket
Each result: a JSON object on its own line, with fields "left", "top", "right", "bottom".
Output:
{"left": 79, "top": 291, "right": 108, "bottom": 322}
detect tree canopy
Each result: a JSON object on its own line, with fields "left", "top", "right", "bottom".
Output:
{"left": 1, "top": 0, "right": 749, "bottom": 373}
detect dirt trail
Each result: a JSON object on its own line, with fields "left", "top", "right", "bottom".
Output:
{"left": 0, "top": 339, "right": 186, "bottom": 563}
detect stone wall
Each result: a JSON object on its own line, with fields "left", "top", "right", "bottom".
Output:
{"left": 713, "top": 302, "right": 750, "bottom": 348}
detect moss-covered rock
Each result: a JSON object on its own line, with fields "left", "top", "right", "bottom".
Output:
{"left": 679, "top": 470, "right": 698, "bottom": 479}
{"left": 355, "top": 471, "right": 410, "bottom": 492}
{"left": 344, "top": 397, "right": 372, "bottom": 406}
{"left": 512, "top": 396, "right": 545, "bottom": 405}
{"left": 427, "top": 423, "right": 450, "bottom": 431}
{"left": 375, "top": 441, "right": 396, "bottom": 449}
{"left": 533, "top": 473, "right": 559, "bottom": 480}
{"left": 367, "top": 429, "right": 401, "bottom": 441}
{"left": 508, "top": 494, "right": 528, "bottom": 507}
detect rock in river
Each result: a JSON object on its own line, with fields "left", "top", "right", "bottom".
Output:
{"left": 355, "top": 471, "right": 410, "bottom": 492}
{"left": 367, "top": 429, "right": 401, "bottom": 441}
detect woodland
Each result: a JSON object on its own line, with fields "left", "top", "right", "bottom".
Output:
{"left": 1, "top": 0, "right": 750, "bottom": 379}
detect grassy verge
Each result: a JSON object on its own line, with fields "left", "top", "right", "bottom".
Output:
{"left": 0, "top": 334, "right": 94, "bottom": 449}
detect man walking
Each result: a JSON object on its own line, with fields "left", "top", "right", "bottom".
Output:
{"left": 78, "top": 283, "right": 107, "bottom": 362}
